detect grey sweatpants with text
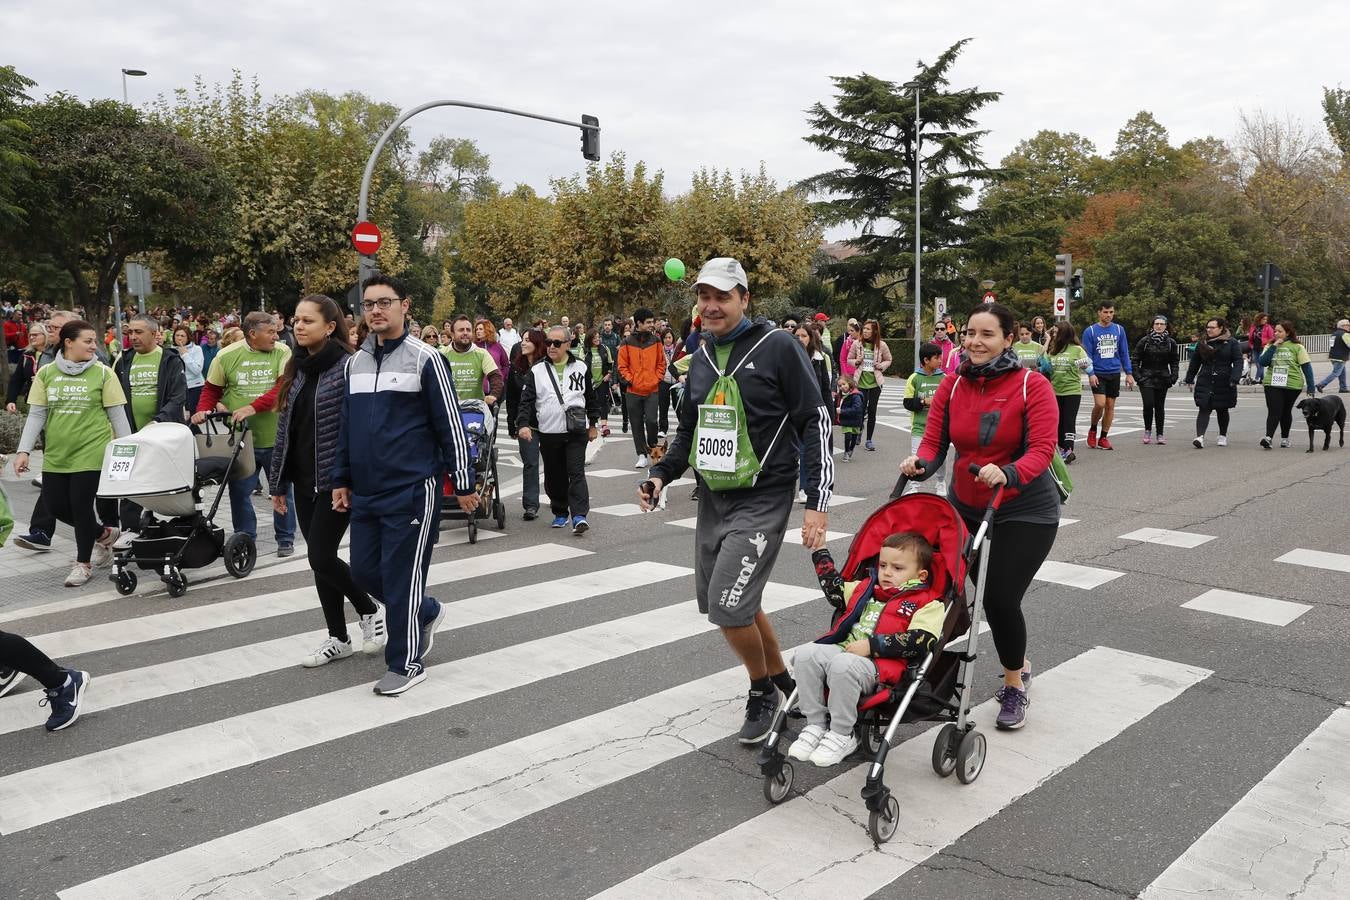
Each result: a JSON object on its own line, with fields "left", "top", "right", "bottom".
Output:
{"left": 694, "top": 483, "right": 794, "bottom": 628}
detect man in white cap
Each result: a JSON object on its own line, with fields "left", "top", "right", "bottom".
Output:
{"left": 640, "top": 257, "right": 834, "bottom": 744}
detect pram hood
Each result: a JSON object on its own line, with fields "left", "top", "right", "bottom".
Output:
{"left": 841, "top": 493, "right": 970, "bottom": 598}
{"left": 98, "top": 422, "right": 196, "bottom": 500}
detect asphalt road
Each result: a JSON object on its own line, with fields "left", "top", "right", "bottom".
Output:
{"left": 0, "top": 382, "right": 1347, "bottom": 899}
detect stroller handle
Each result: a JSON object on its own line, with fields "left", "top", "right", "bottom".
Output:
{"left": 202, "top": 410, "right": 248, "bottom": 430}
{"left": 889, "top": 460, "right": 926, "bottom": 500}
{"left": 966, "top": 462, "right": 1006, "bottom": 518}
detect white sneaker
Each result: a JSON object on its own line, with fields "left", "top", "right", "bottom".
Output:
{"left": 1216, "top": 435, "right": 1228, "bottom": 447}
{"left": 635, "top": 454, "right": 649, "bottom": 468}
{"left": 787, "top": 724, "right": 826, "bottom": 761}
{"left": 808, "top": 730, "right": 859, "bottom": 767}
{"left": 795, "top": 490, "right": 808, "bottom": 504}
{"left": 359, "top": 607, "right": 387, "bottom": 654}
{"left": 1280, "top": 437, "right": 1290, "bottom": 448}
{"left": 1192, "top": 436, "right": 1204, "bottom": 449}
{"left": 302, "top": 636, "right": 354, "bottom": 668}
{"left": 64, "top": 563, "right": 92, "bottom": 588}
{"left": 112, "top": 530, "right": 138, "bottom": 551}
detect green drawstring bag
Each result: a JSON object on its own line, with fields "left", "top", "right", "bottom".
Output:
{"left": 689, "top": 332, "right": 788, "bottom": 492}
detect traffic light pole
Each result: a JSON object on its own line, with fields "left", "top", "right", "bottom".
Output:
{"left": 355, "top": 100, "right": 601, "bottom": 297}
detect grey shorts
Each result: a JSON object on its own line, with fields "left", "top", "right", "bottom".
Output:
{"left": 694, "top": 484, "right": 794, "bottom": 627}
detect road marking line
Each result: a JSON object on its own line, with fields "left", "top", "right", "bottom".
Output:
{"left": 1059, "top": 517, "right": 1079, "bottom": 526}
{"left": 1141, "top": 707, "right": 1350, "bottom": 899}
{"left": 589, "top": 504, "right": 647, "bottom": 517}
{"left": 2, "top": 583, "right": 820, "bottom": 834}
{"left": 1120, "top": 527, "right": 1216, "bottom": 548}
{"left": 0, "top": 562, "right": 689, "bottom": 735}
{"left": 1276, "top": 548, "right": 1350, "bottom": 574}
{"left": 593, "top": 647, "right": 1211, "bottom": 899}
{"left": 1034, "top": 560, "right": 1125, "bottom": 590}
{"left": 27, "top": 543, "right": 583, "bottom": 661}
{"left": 1180, "top": 589, "right": 1311, "bottom": 627}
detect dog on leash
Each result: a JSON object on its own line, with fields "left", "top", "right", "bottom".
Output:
{"left": 646, "top": 441, "right": 669, "bottom": 510}
{"left": 1297, "top": 395, "right": 1346, "bottom": 452}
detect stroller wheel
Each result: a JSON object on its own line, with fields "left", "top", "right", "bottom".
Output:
{"left": 955, "top": 729, "right": 987, "bottom": 784}
{"left": 494, "top": 498, "right": 506, "bottom": 530}
{"left": 868, "top": 794, "right": 900, "bottom": 844}
{"left": 165, "top": 571, "right": 188, "bottom": 598}
{"left": 762, "top": 760, "right": 794, "bottom": 804}
{"left": 860, "top": 719, "right": 886, "bottom": 757}
{"left": 224, "top": 533, "right": 257, "bottom": 578}
{"left": 467, "top": 517, "right": 478, "bottom": 544}
{"left": 113, "top": 569, "right": 138, "bottom": 596}
{"left": 931, "top": 723, "right": 960, "bottom": 778}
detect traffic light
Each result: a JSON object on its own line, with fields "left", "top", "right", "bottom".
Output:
{"left": 581, "top": 114, "right": 600, "bottom": 162}
{"left": 1054, "top": 253, "right": 1072, "bottom": 285}
{"left": 1070, "top": 271, "right": 1084, "bottom": 303}
{"left": 1257, "top": 262, "right": 1282, "bottom": 291}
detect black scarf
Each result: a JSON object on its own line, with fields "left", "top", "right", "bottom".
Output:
{"left": 958, "top": 348, "right": 1021, "bottom": 380}
{"left": 294, "top": 338, "right": 348, "bottom": 376}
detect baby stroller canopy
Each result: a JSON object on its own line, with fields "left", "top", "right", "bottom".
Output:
{"left": 98, "top": 422, "right": 196, "bottom": 515}
{"left": 842, "top": 492, "right": 969, "bottom": 595}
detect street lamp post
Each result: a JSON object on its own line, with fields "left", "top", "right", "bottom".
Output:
{"left": 113, "top": 68, "right": 147, "bottom": 354}
{"left": 902, "top": 81, "right": 921, "bottom": 371}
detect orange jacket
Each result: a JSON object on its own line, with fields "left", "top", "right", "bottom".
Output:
{"left": 617, "top": 333, "right": 665, "bottom": 396}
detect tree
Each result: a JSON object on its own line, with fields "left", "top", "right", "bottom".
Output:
{"left": 0, "top": 66, "right": 36, "bottom": 227}
{"left": 1323, "top": 86, "right": 1350, "bottom": 159}
{"left": 459, "top": 185, "right": 555, "bottom": 319}
{"left": 1103, "top": 111, "right": 1192, "bottom": 192}
{"left": 801, "top": 39, "right": 1000, "bottom": 326}
{"left": 0, "top": 93, "right": 229, "bottom": 337}
{"left": 408, "top": 137, "right": 498, "bottom": 245}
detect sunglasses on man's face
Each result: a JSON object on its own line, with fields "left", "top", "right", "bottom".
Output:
{"left": 546, "top": 339, "right": 568, "bottom": 348}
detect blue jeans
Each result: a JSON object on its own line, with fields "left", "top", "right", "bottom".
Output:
{"left": 517, "top": 432, "right": 540, "bottom": 512}
{"left": 1316, "top": 360, "right": 1348, "bottom": 392}
{"left": 228, "top": 446, "right": 296, "bottom": 545}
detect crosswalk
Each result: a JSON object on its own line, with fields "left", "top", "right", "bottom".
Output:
{"left": 0, "top": 516, "right": 1346, "bottom": 897}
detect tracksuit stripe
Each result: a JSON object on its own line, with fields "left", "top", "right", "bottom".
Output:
{"left": 815, "top": 405, "right": 834, "bottom": 510}
{"left": 404, "top": 477, "right": 437, "bottom": 677}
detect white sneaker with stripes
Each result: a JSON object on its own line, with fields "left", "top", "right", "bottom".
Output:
{"left": 301, "top": 636, "right": 353, "bottom": 668}
{"left": 358, "top": 608, "right": 387, "bottom": 655}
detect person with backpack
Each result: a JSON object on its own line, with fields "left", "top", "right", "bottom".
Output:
{"left": 900, "top": 302, "right": 1059, "bottom": 732}
{"left": 1044, "top": 323, "right": 1092, "bottom": 461}
{"left": 1133, "top": 316, "right": 1179, "bottom": 445}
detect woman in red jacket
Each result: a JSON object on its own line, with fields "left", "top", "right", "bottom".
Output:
{"left": 900, "top": 302, "right": 1060, "bottom": 731}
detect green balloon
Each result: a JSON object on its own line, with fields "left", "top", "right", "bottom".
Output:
{"left": 663, "top": 258, "right": 686, "bottom": 282}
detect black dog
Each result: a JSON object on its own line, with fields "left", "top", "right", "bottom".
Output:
{"left": 1297, "top": 395, "right": 1346, "bottom": 452}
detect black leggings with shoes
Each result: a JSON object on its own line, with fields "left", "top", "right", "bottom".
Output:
{"left": 293, "top": 477, "right": 378, "bottom": 644}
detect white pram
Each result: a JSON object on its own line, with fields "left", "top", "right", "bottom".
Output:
{"left": 96, "top": 414, "right": 258, "bottom": 597}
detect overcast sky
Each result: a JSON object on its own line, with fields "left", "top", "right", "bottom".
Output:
{"left": 6, "top": 0, "right": 1346, "bottom": 216}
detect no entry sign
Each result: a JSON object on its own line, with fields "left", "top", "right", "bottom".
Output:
{"left": 351, "top": 221, "right": 382, "bottom": 256}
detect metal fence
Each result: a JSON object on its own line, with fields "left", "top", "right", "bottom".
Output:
{"left": 1178, "top": 333, "right": 1333, "bottom": 365}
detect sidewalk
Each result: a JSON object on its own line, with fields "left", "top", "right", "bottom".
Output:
{"left": 0, "top": 451, "right": 289, "bottom": 612}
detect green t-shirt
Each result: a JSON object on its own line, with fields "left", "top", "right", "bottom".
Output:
{"left": 589, "top": 350, "right": 604, "bottom": 384}
{"left": 1263, "top": 341, "right": 1311, "bottom": 391}
{"left": 857, "top": 347, "right": 878, "bottom": 389}
{"left": 439, "top": 344, "right": 498, "bottom": 401}
{"left": 128, "top": 347, "right": 162, "bottom": 429}
{"left": 1013, "top": 340, "right": 1044, "bottom": 370}
{"left": 843, "top": 578, "right": 926, "bottom": 645}
{"left": 903, "top": 369, "right": 945, "bottom": 437}
{"left": 1047, "top": 345, "right": 1090, "bottom": 396}
{"left": 27, "top": 362, "right": 126, "bottom": 473}
{"left": 206, "top": 341, "right": 290, "bottom": 448}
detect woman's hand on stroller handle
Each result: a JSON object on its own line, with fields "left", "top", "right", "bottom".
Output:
{"left": 899, "top": 456, "right": 926, "bottom": 477}
{"left": 970, "top": 463, "right": 1007, "bottom": 488}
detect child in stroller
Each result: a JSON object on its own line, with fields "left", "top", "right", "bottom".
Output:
{"left": 788, "top": 532, "right": 943, "bottom": 767}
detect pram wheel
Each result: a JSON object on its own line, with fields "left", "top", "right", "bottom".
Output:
{"left": 860, "top": 719, "right": 886, "bottom": 757}
{"left": 224, "top": 533, "right": 257, "bottom": 578}
{"left": 113, "top": 569, "right": 138, "bottom": 596}
{"left": 931, "top": 723, "right": 960, "bottom": 777}
{"left": 467, "top": 517, "right": 478, "bottom": 544}
{"left": 762, "top": 760, "right": 794, "bottom": 804}
{"left": 955, "top": 729, "right": 987, "bottom": 784}
{"left": 493, "top": 498, "right": 506, "bottom": 530}
{"left": 868, "top": 794, "right": 900, "bottom": 844}
{"left": 165, "top": 570, "right": 188, "bottom": 598}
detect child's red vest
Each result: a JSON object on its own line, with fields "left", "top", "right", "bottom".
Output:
{"left": 814, "top": 576, "right": 939, "bottom": 684}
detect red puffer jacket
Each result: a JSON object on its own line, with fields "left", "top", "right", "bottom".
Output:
{"left": 814, "top": 577, "right": 941, "bottom": 684}
{"left": 918, "top": 360, "right": 1059, "bottom": 521}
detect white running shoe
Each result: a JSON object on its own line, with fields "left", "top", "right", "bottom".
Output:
{"left": 1192, "top": 436, "right": 1204, "bottom": 449}
{"left": 796, "top": 490, "right": 808, "bottom": 504}
{"left": 635, "top": 454, "right": 649, "bottom": 469}
{"left": 112, "top": 530, "right": 138, "bottom": 551}
{"left": 808, "top": 730, "right": 859, "bottom": 767}
{"left": 302, "top": 636, "right": 354, "bottom": 668}
{"left": 91, "top": 526, "right": 119, "bottom": 568}
{"left": 1280, "top": 437, "right": 1290, "bottom": 448}
{"left": 787, "top": 724, "right": 826, "bottom": 761}
{"left": 359, "top": 607, "right": 387, "bottom": 654}
{"left": 1216, "top": 435, "right": 1228, "bottom": 447}
{"left": 64, "top": 563, "right": 92, "bottom": 588}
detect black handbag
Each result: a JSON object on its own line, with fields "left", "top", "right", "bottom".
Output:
{"left": 544, "top": 362, "right": 589, "bottom": 434}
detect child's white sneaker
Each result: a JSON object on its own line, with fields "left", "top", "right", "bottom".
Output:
{"left": 808, "top": 730, "right": 858, "bottom": 767}
{"left": 787, "top": 724, "right": 826, "bottom": 761}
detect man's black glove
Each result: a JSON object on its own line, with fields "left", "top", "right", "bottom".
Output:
{"left": 811, "top": 548, "right": 845, "bottom": 610}
{"left": 871, "top": 629, "right": 936, "bottom": 661}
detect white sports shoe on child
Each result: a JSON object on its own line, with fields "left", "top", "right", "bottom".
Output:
{"left": 787, "top": 724, "right": 826, "bottom": 761}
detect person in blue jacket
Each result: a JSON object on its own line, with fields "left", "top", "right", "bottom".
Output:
{"left": 332, "top": 274, "right": 478, "bottom": 697}
{"left": 1081, "top": 300, "right": 1134, "bottom": 450}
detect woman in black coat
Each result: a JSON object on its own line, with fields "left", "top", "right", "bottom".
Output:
{"left": 1133, "top": 316, "right": 1179, "bottom": 444}
{"left": 1184, "top": 316, "right": 1243, "bottom": 449}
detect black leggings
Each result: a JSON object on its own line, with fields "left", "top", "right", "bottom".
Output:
{"left": 965, "top": 519, "right": 1058, "bottom": 672}
{"left": 1139, "top": 385, "right": 1169, "bottom": 434}
{"left": 0, "top": 630, "right": 66, "bottom": 689}
{"left": 1055, "top": 394, "right": 1081, "bottom": 451}
{"left": 844, "top": 430, "right": 860, "bottom": 453}
{"left": 861, "top": 385, "right": 882, "bottom": 441}
{"left": 293, "top": 485, "right": 378, "bottom": 643}
{"left": 1196, "top": 408, "right": 1230, "bottom": 437}
{"left": 42, "top": 471, "right": 103, "bottom": 564}
{"left": 1263, "top": 386, "right": 1299, "bottom": 439}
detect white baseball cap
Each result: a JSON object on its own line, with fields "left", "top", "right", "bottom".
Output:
{"left": 694, "top": 258, "right": 748, "bottom": 292}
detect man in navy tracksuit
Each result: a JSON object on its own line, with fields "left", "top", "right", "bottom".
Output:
{"left": 332, "top": 274, "right": 479, "bottom": 696}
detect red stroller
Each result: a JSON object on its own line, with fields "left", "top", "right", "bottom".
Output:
{"left": 757, "top": 464, "right": 1004, "bottom": 844}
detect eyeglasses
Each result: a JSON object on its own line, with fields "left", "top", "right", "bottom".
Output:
{"left": 546, "top": 339, "right": 568, "bottom": 348}
{"left": 360, "top": 297, "right": 400, "bottom": 310}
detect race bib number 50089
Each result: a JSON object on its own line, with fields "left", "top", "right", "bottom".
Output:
{"left": 695, "top": 404, "right": 739, "bottom": 473}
